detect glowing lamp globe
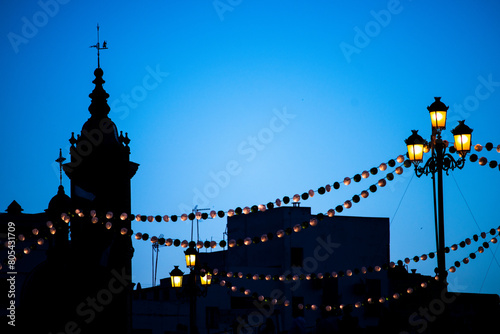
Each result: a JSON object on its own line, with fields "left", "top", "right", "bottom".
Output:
{"left": 427, "top": 97, "right": 449, "bottom": 130}
{"left": 405, "top": 130, "right": 426, "bottom": 165}
{"left": 184, "top": 247, "right": 198, "bottom": 268}
{"left": 170, "top": 266, "right": 184, "bottom": 288}
{"left": 451, "top": 120, "right": 473, "bottom": 158}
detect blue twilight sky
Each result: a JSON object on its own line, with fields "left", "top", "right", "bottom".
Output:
{"left": 1, "top": 1, "right": 500, "bottom": 295}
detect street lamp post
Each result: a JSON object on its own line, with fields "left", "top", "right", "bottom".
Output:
{"left": 405, "top": 97, "right": 473, "bottom": 287}
{"left": 169, "top": 245, "right": 212, "bottom": 334}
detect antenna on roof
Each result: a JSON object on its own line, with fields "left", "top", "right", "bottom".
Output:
{"left": 89, "top": 23, "right": 108, "bottom": 68}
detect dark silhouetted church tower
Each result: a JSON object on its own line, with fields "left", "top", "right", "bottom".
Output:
{"left": 62, "top": 62, "right": 138, "bottom": 332}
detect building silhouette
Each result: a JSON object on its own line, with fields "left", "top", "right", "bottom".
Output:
{"left": 1, "top": 65, "right": 138, "bottom": 333}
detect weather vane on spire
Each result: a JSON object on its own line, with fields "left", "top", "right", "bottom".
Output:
{"left": 89, "top": 23, "right": 108, "bottom": 68}
{"left": 55, "top": 148, "right": 66, "bottom": 187}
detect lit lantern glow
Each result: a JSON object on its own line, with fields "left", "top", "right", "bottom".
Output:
{"left": 243, "top": 207, "right": 250, "bottom": 214}
{"left": 106, "top": 212, "right": 113, "bottom": 219}
{"left": 50, "top": 227, "right": 56, "bottom": 235}
{"left": 37, "top": 238, "right": 44, "bottom": 246}
{"left": 135, "top": 233, "right": 142, "bottom": 240}
{"left": 210, "top": 210, "right": 216, "bottom": 218}
{"left": 200, "top": 272, "right": 212, "bottom": 286}
{"left": 228, "top": 209, "right": 235, "bottom": 217}
{"left": 120, "top": 213, "right": 127, "bottom": 220}
{"left": 90, "top": 210, "right": 96, "bottom": 217}
{"left": 327, "top": 209, "right": 335, "bottom": 217}
{"left": 210, "top": 241, "right": 217, "bottom": 248}
{"left": 105, "top": 222, "right": 112, "bottom": 229}
{"left": 181, "top": 214, "right": 188, "bottom": 221}
{"left": 293, "top": 224, "right": 301, "bottom": 232}
{"left": 276, "top": 230, "right": 284, "bottom": 238}
{"left": 170, "top": 266, "right": 184, "bottom": 288}
{"left": 150, "top": 236, "right": 158, "bottom": 243}
{"left": 405, "top": 130, "right": 426, "bottom": 164}
{"left": 228, "top": 239, "right": 236, "bottom": 247}
{"left": 428, "top": 97, "right": 448, "bottom": 130}
{"left": 244, "top": 237, "right": 252, "bottom": 245}
{"left": 135, "top": 215, "right": 141, "bottom": 221}
{"left": 451, "top": 120, "right": 473, "bottom": 158}
{"left": 24, "top": 248, "right": 30, "bottom": 254}
{"left": 258, "top": 204, "right": 266, "bottom": 212}
{"left": 197, "top": 241, "right": 203, "bottom": 249}
{"left": 308, "top": 189, "right": 315, "bottom": 197}
{"left": 195, "top": 212, "right": 202, "bottom": 220}
{"left": 32, "top": 228, "right": 39, "bottom": 236}
{"left": 309, "top": 218, "right": 318, "bottom": 226}
{"left": 92, "top": 217, "right": 98, "bottom": 224}
{"left": 293, "top": 194, "right": 300, "bottom": 202}
{"left": 379, "top": 163, "right": 387, "bottom": 171}
{"left": 261, "top": 234, "right": 268, "bottom": 242}
{"left": 361, "top": 171, "right": 369, "bottom": 179}
{"left": 185, "top": 247, "right": 197, "bottom": 268}
{"left": 181, "top": 240, "right": 188, "bottom": 248}
{"left": 343, "top": 177, "right": 351, "bottom": 186}
{"left": 120, "top": 228, "right": 128, "bottom": 235}
{"left": 46, "top": 221, "right": 53, "bottom": 228}
{"left": 166, "top": 238, "right": 173, "bottom": 246}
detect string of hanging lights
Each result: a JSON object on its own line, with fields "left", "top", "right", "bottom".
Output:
{"left": 130, "top": 154, "right": 407, "bottom": 222}
{"left": 130, "top": 161, "right": 409, "bottom": 248}
{"left": 214, "top": 229, "right": 498, "bottom": 315}
{"left": 187, "top": 226, "right": 500, "bottom": 282}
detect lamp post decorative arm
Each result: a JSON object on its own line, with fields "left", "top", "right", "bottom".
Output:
{"left": 414, "top": 139, "right": 466, "bottom": 178}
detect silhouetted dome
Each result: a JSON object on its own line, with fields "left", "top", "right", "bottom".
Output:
{"left": 47, "top": 185, "right": 72, "bottom": 213}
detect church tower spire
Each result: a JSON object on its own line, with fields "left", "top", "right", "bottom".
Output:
{"left": 60, "top": 26, "right": 138, "bottom": 333}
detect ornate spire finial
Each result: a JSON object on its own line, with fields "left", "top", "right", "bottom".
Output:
{"left": 89, "top": 23, "right": 108, "bottom": 68}
{"left": 55, "top": 148, "right": 66, "bottom": 186}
